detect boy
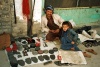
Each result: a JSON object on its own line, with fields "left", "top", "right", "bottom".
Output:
{"left": 60, "top": 21, "right": 91, "bottom": 58}
{"left": 60, "top": 21, "right": 81, "bottom": 51}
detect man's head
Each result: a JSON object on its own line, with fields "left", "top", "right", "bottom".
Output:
{"left": 45, "top": 5, "right": 54, "bottom": 18}
{"left": 45, "top": 5, "right": 54, "bottom": 11}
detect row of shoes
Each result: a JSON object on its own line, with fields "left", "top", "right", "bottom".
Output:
{"left": 17, "top": 54, "right": 56, "bottom": 66}
{"left": 22, "top": 46, "right": 58, "bottom": 56}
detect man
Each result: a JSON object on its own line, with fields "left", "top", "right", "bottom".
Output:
{"left": 41, "top": 5, "right": 64, "bottom": 41}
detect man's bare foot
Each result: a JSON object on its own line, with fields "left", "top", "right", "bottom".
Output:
{"left": 55, "top": 37, "right": 59, "bottom": 40}
{"left": 45, "top": 40, "right": 49, "bottom": 42}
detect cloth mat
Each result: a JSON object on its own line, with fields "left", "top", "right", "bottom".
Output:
{"left": 6, "top": 37, "right": 58, "bottom": 67}
{"left": 58, "top": 50, "right": 87, "bottom": 64}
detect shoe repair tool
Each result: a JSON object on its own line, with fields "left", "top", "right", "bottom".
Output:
{"left": 23, "top": 50, "right": 28, "bottom": 56}
{"left": 43, "top": 42, "right": 48, "bottom": 47}
{"left": 43, "top": 61, "right": 52, "bottom": 65}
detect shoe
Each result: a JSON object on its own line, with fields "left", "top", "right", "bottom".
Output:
{"left": 54, "top": 61, "right": 70, "bottom": 66}
{"left": 85, "top": 49, "right": 97, "bottom": 55}
{"left": 83, "top": 52, "right": 91, "bottom": 58}
{"left": 54, "top": 61, "right": 62, "bottom": 66}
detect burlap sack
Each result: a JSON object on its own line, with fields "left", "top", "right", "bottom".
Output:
{"left": 0, "top": 33, "right": 10, "bottom": 50}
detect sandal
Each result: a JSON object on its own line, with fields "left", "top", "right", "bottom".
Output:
{"left": 85, "top": 49, "right": 97, "bottom": 55}
{"left": 83, "top": 52, "right": 91, "bottom": 58}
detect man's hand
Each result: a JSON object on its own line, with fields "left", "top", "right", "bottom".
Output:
{"left": 49, "top": 30, "right": 55, "bottom": 33}
{"left": 49, "top": 29, "right": 60, "bottom": 33}
{"left": 55, "top": 29, "right": 59, "bottom": 33}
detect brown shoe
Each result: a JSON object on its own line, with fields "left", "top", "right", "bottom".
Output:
{"left": 85, "top": 49, "right": 97, "bottom": 55}
{"left": 83, "top": 52, "right": 91, "bottom": 58}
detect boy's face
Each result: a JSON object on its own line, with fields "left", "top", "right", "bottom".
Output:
{"left": 62, "top": 25, "right": 69, "bottom": 31}
{"left": 46, "top": 10, "right": 53, "bottom": 18}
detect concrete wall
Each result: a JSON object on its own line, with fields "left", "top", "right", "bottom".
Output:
{"left": 54, "top": 7, "right": 100, "bottom": 26}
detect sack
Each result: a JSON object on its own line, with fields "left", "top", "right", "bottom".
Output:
{"left": 0, "top": 33, "right": 10, "bottom": 50}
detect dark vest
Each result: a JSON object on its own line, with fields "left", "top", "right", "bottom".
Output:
{"left": 47, "top": 16, "right": 59, "bottom": 30}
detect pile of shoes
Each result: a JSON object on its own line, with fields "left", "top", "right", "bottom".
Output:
{"left": 6, "top": 42, "right": 20, "bottom": 67}
{"left": 82, "top": 40, "right": 100, "bottom": 47}
{"left": 6, "top": 36, "right": 59, "bottom": 67}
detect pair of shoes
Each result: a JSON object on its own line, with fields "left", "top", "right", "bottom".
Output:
{"left": 83, "top": 52, "right": 91, "bottom": 58}
{"left": 85, "top": 49, "right": 97, "bottom": 55}
{"left": 82, "top": 42, "right": 92, "bottom": 48}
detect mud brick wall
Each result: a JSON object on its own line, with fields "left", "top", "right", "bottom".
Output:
{"left": 12, "top": 18, "right": 27, "bottom": 37}
{"left": 0, "top": 0, "right": 28, "bottom": 37}
{"left": 0, "top": 0, "right": 14, "bottom": 34}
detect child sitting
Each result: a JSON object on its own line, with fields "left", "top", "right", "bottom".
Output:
{"left": 60, "top": 21, "right": 91, "bottom": 58}
{"left": 60, "top": 21, "right": 80, "bottom": 51}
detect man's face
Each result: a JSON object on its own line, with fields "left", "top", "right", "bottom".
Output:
{"left": 46, "top": 10, "right": 53, "bottom": 17}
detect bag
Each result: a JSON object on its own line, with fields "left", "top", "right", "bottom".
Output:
{"left": 0, "top": 33, "right": 10, "bottom": 50}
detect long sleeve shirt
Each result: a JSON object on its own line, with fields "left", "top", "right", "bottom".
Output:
{"left": 41, "top": 14, "right": 64, "bottom": 32}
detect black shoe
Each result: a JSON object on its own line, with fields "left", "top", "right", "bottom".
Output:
{"left": 54, "top": 61, "right": 63, "bottom": 66}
